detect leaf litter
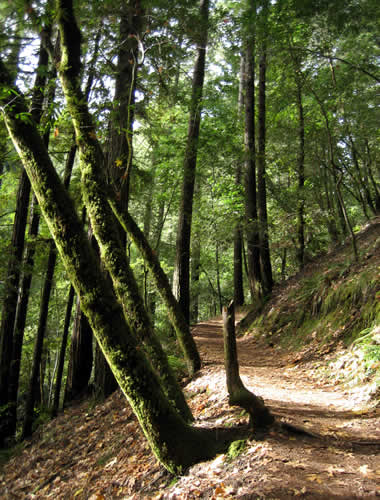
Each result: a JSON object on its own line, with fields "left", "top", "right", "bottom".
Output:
{"left": 0, "top": 318, "right": 379, "bottom": 499}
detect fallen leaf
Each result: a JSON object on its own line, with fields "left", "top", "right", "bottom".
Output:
{"left": 359, "top": 465, "right": 371, "bottom": 476}
{"left": 306, "top": 474, "right": 323, "bottom": 484}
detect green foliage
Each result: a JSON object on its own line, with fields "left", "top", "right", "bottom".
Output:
{"left": 324, "top": 325, "right": 380, "bottom": 401}
{"left": 167, "top": 355, "right": 187, "bottom": 379}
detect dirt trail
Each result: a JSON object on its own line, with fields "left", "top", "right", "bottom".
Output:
{"left": 186, "top": 316, "right": 380, "bottom": 498}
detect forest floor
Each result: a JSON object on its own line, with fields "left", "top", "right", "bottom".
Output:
{"left": 1, "top": 314, "right": 379, "bottom": 499}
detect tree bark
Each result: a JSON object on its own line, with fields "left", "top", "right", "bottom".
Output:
{"left": 51, "top": 285, "right": 75, "bottom": 416}
{"left": 64, "top": 295, "right": 93, "bottom": 404}
{"left": 107, "top": 1, "right": 144, "bottom": 210}
{"left": 110, "top": 205, "right": 201, "bottom": 375}
{"left": 244, "top": 35, "right": 262, "bottom": 298}
{"left": 172, "top": 0, "right": 209, "bottom": 324}
{"left": 22, "top": 240, "right": 57, "bottom": 439}
{"left": 257, "top": 32, "right": 273, "bottom": 295}
{"left": 233, "top": 53, "right": 245, "bottom": 307}
{"left": 223, "top": 301, "right": 273, "bottom": 428}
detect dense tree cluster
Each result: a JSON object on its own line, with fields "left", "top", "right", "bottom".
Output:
{"left": 0, "top": 0, "right": 378, "bottom": 472}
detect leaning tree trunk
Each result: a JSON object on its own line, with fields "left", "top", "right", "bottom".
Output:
{"left": 0, "top": 54, "right": 235, "bottom": 474}
{"left": 172, "top": 0, "right": 209, "bottom": 325}
{"left": 110, "top": 205, "right": 201, "bottom": 375}
{"left": 223, "top": 301, "right": 273, "bottom": 429}
{"left": 55, "top": 1, "right": 194, "bottom": 419}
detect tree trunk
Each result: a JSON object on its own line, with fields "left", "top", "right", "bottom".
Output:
{"left": 107, "top": 2, "right": 144, "bottom": 210}
{"left": 0, "top": 169, "right": 30, "bottom": 445}
{"left": 64, "top": 295, "right": 93, "bottom": 404}
{"left": 51, "top": 285, "right": 75, "bottom": 416}
{"left": 244, "top": 33, "right": 262, "bottom": 299}
{"left": 55, "top": 4, "right": 195, "bottom": 418}
{"left": 233, "top": 53, "right": 245, "bottom": 307}
{"left": 110, "top": 205, "right": 201, "bottom": 375}
{"left": 22, "top": 240, "right": 57, "bottom": 439}
{"left": 223, "top": 301, "right": 273, "bottom": 428}
{"left": 257, "top": 36, "right": 273, "bottom": 295}
{"left": 172, "top": 0, "right": 209, "bottom": 324}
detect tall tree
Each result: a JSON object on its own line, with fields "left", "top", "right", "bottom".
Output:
{"left": 256, "top": 1, "right": 273, "bottom": 295}
{"left": 0, "top": 22, "right": 53, "bottom": 443}
{"left": 107, "top": 1, "right": 145, "bottom": 210}
{"left": 233, "top": 53, "right": 245, "bottom": 307}
{"left": 244, "top": 5, "right": 262, "bottom": 298}
{"left": 172, "top": 0, "right": 210, "bottom": 324}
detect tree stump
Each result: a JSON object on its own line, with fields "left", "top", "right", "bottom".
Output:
{"left": 223, "top": 300, "right": 274, "bottom": 429}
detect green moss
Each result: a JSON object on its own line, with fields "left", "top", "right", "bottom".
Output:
{"left": 226, "top": 439, "right": 247, "bottom": 461}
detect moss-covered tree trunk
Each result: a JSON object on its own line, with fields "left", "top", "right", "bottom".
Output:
{"left": 110, "top": 204, "right": 201, "bottom": 376}
{"left": 0, "top": 56, "right": 234, "bottom": 474}
{"left": 54, "top": 0, "right": 192, "bottom": 420}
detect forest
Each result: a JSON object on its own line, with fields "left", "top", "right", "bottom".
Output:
{"left": 0, "top": 0, "right": 379, "bottom": 495}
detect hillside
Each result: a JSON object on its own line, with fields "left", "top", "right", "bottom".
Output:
{"left": 0, "top": 218, "right": 379, "bottom": 499}
{"left": 240, "top": 216, "right": 380, "bottom": 405}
